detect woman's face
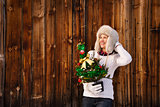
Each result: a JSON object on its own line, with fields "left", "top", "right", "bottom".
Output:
{"left": 99, "top": 34, "right": 108, "bottom": 50}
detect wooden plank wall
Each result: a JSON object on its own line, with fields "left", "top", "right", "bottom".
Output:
{"left": 0, "top": 0, "right": 5, "bottom": 106}
{"left": 0, "top": 0, "right": 159, "bottom": 107}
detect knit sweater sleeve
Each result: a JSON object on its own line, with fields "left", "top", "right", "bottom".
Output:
{"left": 114, "top": 42, "right": 132, "bottom": 66}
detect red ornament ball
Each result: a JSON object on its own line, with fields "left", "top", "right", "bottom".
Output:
{"left": 77, "top": 63, "right": 81, "bottom": 66}
{"left": 78, "top": 78, "right": 82, "bottom": 83}
{"left": 80, "top": 50, "right": 85, "bottom": 55}
{"left": 99, "top": 65, "right": 102, "bottom": 69}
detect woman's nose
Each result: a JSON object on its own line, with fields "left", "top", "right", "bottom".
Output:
{"left": 100, "top": 38, "right": 104, "bottom": 41}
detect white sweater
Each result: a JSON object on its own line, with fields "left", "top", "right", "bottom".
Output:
{"left": 83, "top": 43, "right": 132, "bottom": 100}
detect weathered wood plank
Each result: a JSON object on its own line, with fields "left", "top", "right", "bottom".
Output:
{"left": 132, "top": 0, "right": 143, "bottom": 106}
{"left": 0, "top": 0, "right": 4, "bottom": 96}
{"left": 113, "top": 0, "right": 123, "bottom": 106}
{"left": 103, "top": 0, "right": 114, "bottom": 26}
{"left": 0, "top": 0, "right": 4, "bottom": 54}
{"left": 97, "top": 0, "right": 103, "bottom": 27}
{"left": 5, "top": 0, "right": 22, "bottom": 106}
{"left": 45, "top": 0, "right": 56, "bottom": 106}
{"left": 121, "top": 0, "right": 133, "bottom": 106}
{"left": 118, "top": 0, "right": 125, "bottom": 106}
{"left": 140, "top": 0, "right": 149, "bottom": 106}
{"left": 86, "top": 0, "right": 93, "bottom": 51}
{"left": 54, "top": 0, "right": 63, "bottom": 106}
{"left": 72, "top": 0, "right": 81, "bottom": 106}
{"left": 80, "top": 0, "right": 86, "bottom": 42}
{"left": 79, "top": 0, "right": 86, "bottom": 106}
{"left": 22, "top": 0, "right": 32, "bottom": 106}
{"left": 61, "top": 0, "right": 72, "bottom": 106}
{"left": 0, "top": 1, "right": 5, "bottom": 106}
{"left": 125, "top": 0, "right": 133, "bottom": 106}
{"left": 31, "top": 0, "right": 45, "bottom": 106}
{"left": 92, "top": 0, "right": 99, "bottom": 49}
{"left": 150, "top": 0, "right": 160, "bottom": 106}
{"left": 146, "top": 0, "right": 152, "bottom": 106}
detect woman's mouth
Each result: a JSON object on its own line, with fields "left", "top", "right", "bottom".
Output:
{"left": 100, "top": 43, "right": 106, "bottom": 48}
{"left": 100, "top": 42, "right": 105, "bottom": 45}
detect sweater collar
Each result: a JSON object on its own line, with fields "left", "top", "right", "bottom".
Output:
{"left": 98, "top": 50, "right": 117, "bottom": 56}
{"left": 98, "top": 50, "right": 108, "bottom": 56}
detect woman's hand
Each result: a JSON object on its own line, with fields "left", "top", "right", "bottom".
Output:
{"left": 87, "top": 50, "right": 95, "bottom": 59}
{"left": 87, "top": 82, "right": 102, "bottom": 95}
{"left": 114, "top": 41, "right": 122, "bottom": 52}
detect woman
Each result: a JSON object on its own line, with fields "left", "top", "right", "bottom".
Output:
{"left": 82, "top": 25, "right": 132, "bottom": 107}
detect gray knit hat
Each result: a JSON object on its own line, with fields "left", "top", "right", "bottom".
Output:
{"left": 94, "top": 25, "right": 119, "bottom": 53}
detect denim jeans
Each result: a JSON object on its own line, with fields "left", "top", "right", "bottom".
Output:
{"left": 82, "top": 97, "right": 113, "bottom": 107}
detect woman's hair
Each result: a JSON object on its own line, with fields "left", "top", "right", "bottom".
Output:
{"left": 94, "top": 25, "right": 119, "bottom": 53}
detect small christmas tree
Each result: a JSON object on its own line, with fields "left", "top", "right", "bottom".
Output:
{"left": 75, "top": 42, "right": 108, "bottom": 83}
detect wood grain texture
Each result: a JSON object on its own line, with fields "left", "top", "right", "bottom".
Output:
{"left": 0, "top": 0, "right": 3, "bottom": 96}
{"left": 1, "top": 0, "right": 160, "bottom": 106}
{"left": 22, "top": 0, "right": 32, "bottom": 106}
{"left": 61, "top": 0, "right": 72, "bottom": 106}
{"left": 0, "top": 0, "right": 5, "bottom": 107}
{"left": 86, "top": 0, "right": 93, "bottom": 51}
{"left": 150, "top": 0, "right": 160, "bottom": 106}
{"left": 31, "top": 0, "right": 45, "bottom": 106}
{"left": 5, "top": 0, "right": 22, "bottom": 106}
{"left": 54, "top": 0, "right": 63, "bottom": 106}
{"left": 45, "top": 0, "right": 56, "bottom": 106}
{"left": 72, "top": 0, "right": 81, "bottom": 106}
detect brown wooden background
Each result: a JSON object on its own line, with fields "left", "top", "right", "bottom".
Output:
{"left": 0, "top": 0, "right": 160, "bottom": 107}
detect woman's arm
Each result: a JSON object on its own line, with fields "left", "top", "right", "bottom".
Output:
{"left": 114, "top": 42, "right": 132, "bottom": 66}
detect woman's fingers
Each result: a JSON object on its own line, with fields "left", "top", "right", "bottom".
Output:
{"left": 93, "top": 84, "right": 102, "bottom": 91}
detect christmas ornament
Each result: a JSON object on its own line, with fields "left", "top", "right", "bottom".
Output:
{"left": 75, "top": 42, "right": 108, "bottom": 83}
